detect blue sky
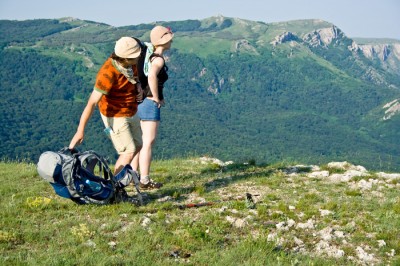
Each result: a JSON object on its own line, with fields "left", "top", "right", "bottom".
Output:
{"left": 1, "top": 0, "right": 399, "bottom": 39}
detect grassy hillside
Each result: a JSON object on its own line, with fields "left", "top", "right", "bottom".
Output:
{"left": 1, "top": 159, "right": 399, "bottom": 265}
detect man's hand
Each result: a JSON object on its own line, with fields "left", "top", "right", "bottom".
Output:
{"left": 136, "top": 83, "right": 144, "bottom": 103}
{"left": 69, "top": 130, "right": 84, "bottom": 150}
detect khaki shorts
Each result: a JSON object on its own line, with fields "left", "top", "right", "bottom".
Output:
{"left": 101, "top": 114, "right": 142, "bottom": 155}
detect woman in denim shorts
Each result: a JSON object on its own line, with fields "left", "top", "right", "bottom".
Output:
{"left": 131, "top": 26, "right": 174, "bottom": 190}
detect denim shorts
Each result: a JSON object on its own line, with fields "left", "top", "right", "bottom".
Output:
{"left": 137, "top": 98, "right": 161, "bottom": 121}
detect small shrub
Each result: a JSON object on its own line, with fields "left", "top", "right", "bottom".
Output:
{"left": 194, "top": 184, "right": 206, "bottom": 195}
{"left": 393, "top": 199, "right": 400, "bottom": 214}
{"left": 26, "top": 196, "right": 52, "bottom": 209}
{"left": 345, "top": 190, "right": 362, "bottom": 197}
{"left": 70, "top": 223, "right": 94, "bottom": 242}
{"left": 0, "top": 230, "right": 18, "bottom": 243}
{"left": 265, "top": 194, "right": 281, "bottom": 201}
{"left": 322, "top": 201, "right": 338, "bottom": 211}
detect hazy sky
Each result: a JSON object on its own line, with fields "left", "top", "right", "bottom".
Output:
{"left": 1, "top": 0, "right": 399, "bottom": 39}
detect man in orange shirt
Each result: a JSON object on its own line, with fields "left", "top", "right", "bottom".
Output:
{"left": 69, "top": 37, "right": 143, "bottom": 175}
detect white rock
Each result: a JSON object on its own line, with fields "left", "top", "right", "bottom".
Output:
{"left": 356, "top": 246, "right": 376, "bottom": 263}
{"left": 108, "top": 241, "right": 117, "bottom": 248}
{"left": 157, "top": 196, "right": 173, "bottom": 202}
{"left": 327, "top": 161, "right": 351, "bottom": 170}
{"left": 329, "top": 170, "right": 368, "bottom": 183}
{"left": 249, "top": 210, "right": 258, "bottom": 215}
{"left": 308, "top": 171, "right": 330, "bottom": 178}
{"left": 319, "top": 227, "right": 333, "bottom": 241}
{"left": 352, "top": 165, "right": 368, "bottom": 172}
{"left": 141, "top": 217, "right": 152, "bottom": 227}
{"left": 376, "top": 172, "right": 400, "bottom": 179}
{"left": 276, "top": 221, "right": 289, "bottom": 231}
{"left": 311, "top": 165, "right": 321, "bottom": 171}
{"left": 267, "top": 232, "right": 277, "bottom": 242}
{"left": 233, "top": 218, "right": 247, "bottom": 228}
{"left": 244, "top": 215, "right": 254, "bottom": 221}
{"left": 226, "top": 216, "right": 235, "bottom": 224}
{"left": 121, "top": 222, "right": 134, "bottom": 232}
{"left": 84, "top": 240, "right": 96, "bottom": 247}
{"left": 357, "top": 179, "right": 373, "bottom": 190}
{"left": 287, "top": 219, "right": 296, "bottom": 228}
{"left": 377, "top": 239, "right": 386, "bottom": 247}
{"left": 319, "top": 209, "right": 333, "bottom": 216}
{"left": 386, "top": 249, "right": 396, "bottom": 257}
{"left": 217, "top": 206, "right": 228, "bottom": 213}
{"left": 296, "top": 219, "right": 314, "bottom": 229}
{"left": 198, "top": 156, "right": 233, "bottom": 167}
{"left": 334, "top": 231, "right": 345, "bottom": 238}
{"left": 226, "top": 216, "right": 247, "bottom": 228}
{"left": 335, "top": 249, "right": 345, "bottom": 258}
{"left": 294, "top": 236, "right": 304, "bottom": 246}
{"left": 315, "top": 240, "right": 345, "bottom": 258}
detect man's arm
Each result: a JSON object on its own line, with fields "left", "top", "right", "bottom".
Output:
{"left": 69, "top": 90, "right": 103, "bottom": 149}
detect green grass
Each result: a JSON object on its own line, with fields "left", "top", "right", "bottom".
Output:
{"left": 1, "top": 159, "right": 399, "bottom": 265}
{"left": 173, "top": 35, "right": 232, "bottom": 57}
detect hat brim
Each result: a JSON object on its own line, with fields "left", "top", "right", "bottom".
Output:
{"left": 156, "top": 33, "right": 174, "bottom": 46}
{"left": 126, "top": 49, "right": 141, "bottom": 59}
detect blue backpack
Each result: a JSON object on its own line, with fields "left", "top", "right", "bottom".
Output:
{"left": 37, "top": 148, "right": 142, "bottom": 205}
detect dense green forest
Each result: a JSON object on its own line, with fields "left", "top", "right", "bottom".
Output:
{"left": 0, "top": 18, "right": 399, "bottom": 171}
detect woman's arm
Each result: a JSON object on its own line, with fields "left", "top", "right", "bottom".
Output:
{"left": 147, "top": 56, "right": 164, "bottom": 107}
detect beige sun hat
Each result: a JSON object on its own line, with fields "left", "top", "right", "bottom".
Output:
{"left": 114, "top": 37, "right": 141, "bottom": 58}
{"left": 150, "top": 26, "right": 174, "bottom": 46}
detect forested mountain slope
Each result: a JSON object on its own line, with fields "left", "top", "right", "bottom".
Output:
{"left": 1, "top": 16, "right": 399, "bottom": 170}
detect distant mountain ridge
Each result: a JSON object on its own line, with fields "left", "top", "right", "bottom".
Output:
{"left": 0, "top": 16, "right": 399, "bottom": 170}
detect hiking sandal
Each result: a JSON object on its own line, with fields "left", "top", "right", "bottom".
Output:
{"left": 139, "top": 180, "right": 163, "bottom": 190}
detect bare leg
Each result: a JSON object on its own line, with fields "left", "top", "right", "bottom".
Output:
{"left": 114, "top": 153, "right": 135, "bottom": 175}
{"left": 138, "top": 120, "right": 159, "bottom": 178}
{"left": 131, "top": 152, "right": 139, "bottom": 172}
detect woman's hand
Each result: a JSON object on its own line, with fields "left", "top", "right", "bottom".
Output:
{"left": 148, "top": 97, "right": 163, "bottom": 108}
{"left": 151, "top": 97, "right": 163, "bottom": 108}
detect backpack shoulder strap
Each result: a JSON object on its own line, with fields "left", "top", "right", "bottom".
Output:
{"left": 78, "top": 151, "right": 113, "bottom": 181}
{"left": 143, "top": 42, "right": 155, "bottom": 76}
{"left": 149, "top": 53, "right": 164, "bottom": 62}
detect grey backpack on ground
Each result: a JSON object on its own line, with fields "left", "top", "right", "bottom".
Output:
{"left": 37, "top": 148, "right": 142, "bottom": 205}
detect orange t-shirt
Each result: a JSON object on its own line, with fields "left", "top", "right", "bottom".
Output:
{"left": 94, "top": 58, "right": 138, "bottom": 117}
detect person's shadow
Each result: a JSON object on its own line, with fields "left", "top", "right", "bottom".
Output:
{"left": 135, "top": 161, "right": 278, "bottom": 209}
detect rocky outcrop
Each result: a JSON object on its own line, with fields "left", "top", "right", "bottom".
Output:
{"left": 349, "top": 41, "right": 400, "bottom": 76}
{"left": 271, "top": 23, "right": 399, "bottom": 82}
{"left": 382, "top": 99, "right": 400, "bottom": 120}
{"left": 302, "top": 26, "right": 345, "bottom": 47}
{"left": 199, "top": 68, "right": 207, "bottom": 78}
{"left": 207, "top": 78, "right": 224, "bottom": 95}
{"left": 171, "top": 157, "right": 399, "bottom": 265}
{"left": 235, "top": 39, "right": 258, "bottom": 54}
{"left": 353, "top": 43, "right": 400, "bottom": 62}
{"left": 270, "top": 31, "right": 297, "bottom": 46}
{"left": 358, "top": 44, "right": 390, "bottom": 61}
{"left": 281, "top": 161, "right": 400, "bottom": 190}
